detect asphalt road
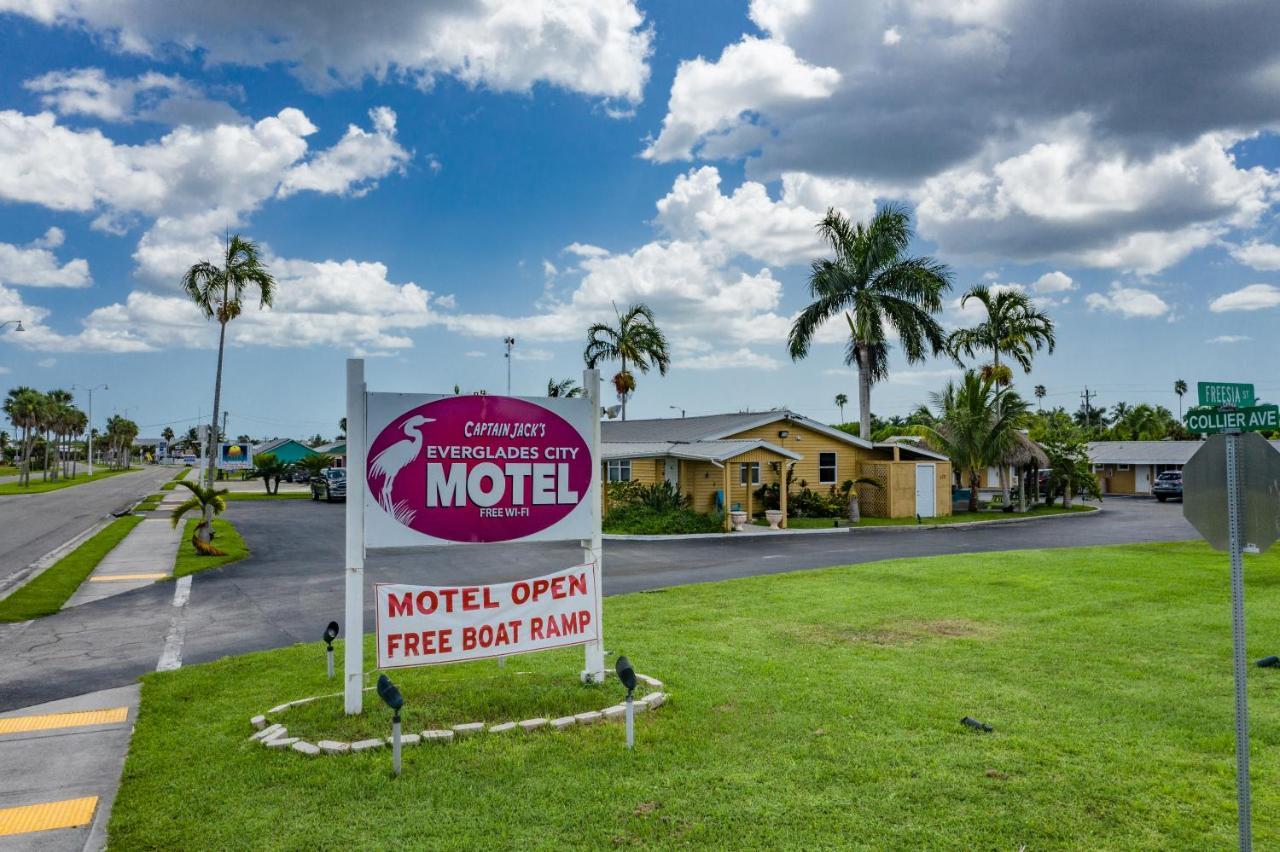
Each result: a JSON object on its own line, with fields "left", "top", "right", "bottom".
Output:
{"left": 0, "top": 497, "right": 1196, "bottom": 712}
{"left": 0, "top": 466, "right": 174, "bottom": 588}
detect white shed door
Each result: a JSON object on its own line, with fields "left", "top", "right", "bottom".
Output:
{"left": 915, "top": 463, "right": 936, "bottom": 518}
{"left": 1135, "top": 464, "right": 1151, "bottom": 493}
{"left": 664, "top": 458, "right": 679, "bottom": 488}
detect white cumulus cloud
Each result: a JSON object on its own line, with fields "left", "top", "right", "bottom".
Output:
{"left": 1085, "top": 283, "right": 1170, "bottom": 318}
{"left": 0, "top": 229, "right": 90, "bottom": 288}
{"left": 1209, "top": 283, "right": 1280, "bottom": 312}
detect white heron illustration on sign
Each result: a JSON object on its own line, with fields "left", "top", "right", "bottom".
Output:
{"left": 369, "top": 414, "right": 434, "bottom": 524}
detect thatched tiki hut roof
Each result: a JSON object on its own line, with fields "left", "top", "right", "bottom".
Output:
{"left": 1001, "top": 432, "right": 1049, "bottom": 470}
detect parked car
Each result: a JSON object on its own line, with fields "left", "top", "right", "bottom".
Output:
{"left": 1152, "top": 470, "right": 1183, "bottom": 502}
{"left": 311, "top": 468, "right": 347, "bottom": 503}
{"left": 287, "top": 468, "right": 311, "bottom": 484}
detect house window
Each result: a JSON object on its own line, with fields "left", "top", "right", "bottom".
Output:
{"left": 739, "top": 462, "right": 760, "bottom": 485}
{"left": 606, "top": 460, "right": 631, "bottom": 482}
{"left": 818, "top": 452, "right": 837, "bottom": 484}
{"left": 1117, "top": 464, "right": 1130, "bottom": 471}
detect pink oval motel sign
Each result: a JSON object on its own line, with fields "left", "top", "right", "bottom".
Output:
{"left": 366, "top": 395, "right": 593, "bottom": 543}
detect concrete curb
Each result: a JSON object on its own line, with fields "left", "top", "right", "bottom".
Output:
{"left": 0, "top": 514, "right": 115, "bottom": 603}
{"left": 603, "top": 505, "right": 1103, "bottom": 541}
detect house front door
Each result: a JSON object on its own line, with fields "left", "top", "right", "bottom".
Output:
{"left": 915, "top": 463, "right": 936, "bottom": 518}
{"left": 664, "top": 458, "right": 679, "bottom": 488}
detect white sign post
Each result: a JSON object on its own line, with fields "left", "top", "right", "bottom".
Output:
{"left": 343, "top": 359, "right": 605, "bottom": 715}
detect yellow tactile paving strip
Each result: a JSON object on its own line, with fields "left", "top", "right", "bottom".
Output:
{"left": 88, "top": 573, "right": 168, "bottom": 582}
{"left": 0, "top": 707, "right": 128, "bottom": 735}
{"left": 0, "top": 796, "right": 97, "bottom": 836}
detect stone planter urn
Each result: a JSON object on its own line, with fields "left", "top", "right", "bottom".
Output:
{"left": 729, "top": 510, "right": 748, "bottom": 531}
{"left": 764, "top": 509, "right": 784, "bottom": 529}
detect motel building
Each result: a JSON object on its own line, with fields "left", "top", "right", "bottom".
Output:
{"left": 1083, "top": 439, "right": 1280, "bottom": 495}
{"left": 600, "top": 410, "right": 952, "bottom": 527}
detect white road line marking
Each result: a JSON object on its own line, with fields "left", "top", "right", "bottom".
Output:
{"left": 761, "top": 555, "right": 785, "bottom": 560}
{"left": 156, "top": 575, "right": 192, "bottom": 672}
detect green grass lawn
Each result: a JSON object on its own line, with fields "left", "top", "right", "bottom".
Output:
{"left": 0, "top": 467, "right": 138, "bottom": 495}
{"left": 0, "top": 464, "right": 18, "bottom": 477}
{"left": 0, "top": 515, "right": 144, "bottom": 621}
{"left": 159, "top": 467, "right": 192, "bottom": 491}
{"left": 225, "top": 491, "right": 312, "bottom": 501}
{"left": 172, "top": 518, "right": 250, "bottom": 578}
{"left": 134, "top": 494, "right": 164, "bottom": 512}
{"left": 110, "top": 541, "right": 1280, "bottom": 849}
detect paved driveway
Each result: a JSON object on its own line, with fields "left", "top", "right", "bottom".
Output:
{"left": 0, "top": 496, "right": 1195, "bottom": 712}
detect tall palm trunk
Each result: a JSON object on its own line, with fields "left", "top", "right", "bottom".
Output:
{"left": 993, "top": 349, "right": 1010, "bottom": 507}
{"left": 20, "top": 425, "right": 31, "bottom": 486}
{"left": 42, "top": 429, "right": 50, "bottom": 481}
{"left": 202, "top": 311, "right": 229, "bottom": 544}
{"left": 620, "top": 355, "right": 628, "bottom": 421}
{"left": 857, "top": 344, "right": 873, "bottom": 441}
{"left": 968, "top": 469, "right": 980, "bottom": 512}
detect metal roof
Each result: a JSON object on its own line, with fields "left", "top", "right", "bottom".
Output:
{"left": 602, "top": 409, "right": 876, "bottom": 448}
{"left": 602, "top": 439, "right": 801, "bottom": 463}
{"left": 1088, "top": 439, "right": 1280, "bottom": 465}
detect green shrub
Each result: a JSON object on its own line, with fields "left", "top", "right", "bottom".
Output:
{"left": 603, "top": 504, "right": 722, "bottom": 535}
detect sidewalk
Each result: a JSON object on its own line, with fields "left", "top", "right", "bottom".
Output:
{"left": 0, "top": 684, "right": 139, "bottom": 851}
{"left": 62, "top": 486, "right": 187, "bottom": 609}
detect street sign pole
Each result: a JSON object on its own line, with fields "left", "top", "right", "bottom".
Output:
{"left": 344, "top": 358, "right": 366, "bottom": 715}
{"left": 1225, "top": 428, "right": 1252, "bottom": 852}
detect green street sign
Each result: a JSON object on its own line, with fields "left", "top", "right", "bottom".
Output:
{"left": 1198, "top": 381, "right": 1255, "bottom": 408}
{"left": 1185, "top": 404, "right": 1278, "bottom": 434}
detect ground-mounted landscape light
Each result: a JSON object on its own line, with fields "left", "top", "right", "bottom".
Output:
{"left": 1257, "top": 656, "right": 1280, "bottom": 668}
{"left": 377, "top": 674, "right": 405, "bottom": 776}
{"left": 615, "top": 655, "right": 637, "bottom": 749}
{"left": 323, "top": 621, "right": 339, "bottom": 679}
{"left": 961, "top": 716, "right": 993, "bottom": 733}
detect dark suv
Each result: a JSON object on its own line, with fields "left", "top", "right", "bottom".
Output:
{"left": 1153, "top": 470, "right": 1182, "bottom": 502}
{"left": 310, "top": 468, "right": 347, "bottom": 503}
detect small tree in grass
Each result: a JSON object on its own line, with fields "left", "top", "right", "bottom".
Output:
{"left": 250, "top": 453, "right": 290, "bottom": 494}
{"left": 1040, "top": 433, "right": 1101, "bottom": 508}
{"left": 170, "top": 480, "right": 228, "bottom": 555}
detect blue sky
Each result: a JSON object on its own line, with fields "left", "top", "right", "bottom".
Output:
{"left": 0, "top": 0, "right": 1278, "bottom": 441}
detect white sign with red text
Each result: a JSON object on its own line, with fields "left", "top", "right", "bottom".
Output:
{"left": 374, "top": 563, "right": 601, "bottom": 669}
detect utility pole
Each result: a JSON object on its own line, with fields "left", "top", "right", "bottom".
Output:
{"left": 1081, "top": 387, "right": 1098, "bottom": 429}
{"left": 504, "top": 336, "right": 516, "bottom": 395}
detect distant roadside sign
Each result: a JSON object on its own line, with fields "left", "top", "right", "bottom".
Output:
{"left": 1185, "top": 404, "right": 1279, "bottom": 435}
{"left": 1183, "top": 433, "right": 1280, "bottom": 552}
{"left": 1198, "top": 381, "right": 1255, "bottom": 408}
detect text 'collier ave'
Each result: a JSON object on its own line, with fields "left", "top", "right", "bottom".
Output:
{"left": 366, "top": 395, "right": 592, "bottom": 543}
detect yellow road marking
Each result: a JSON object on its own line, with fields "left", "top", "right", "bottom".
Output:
{"left": 0, "top": 707, "right": 128, "bottom": 735}
{"left": 0, "top": 797, "right": 97, "bottom": 836}
{"left": 88, "top": 573, "right": 167, "bottom": 582}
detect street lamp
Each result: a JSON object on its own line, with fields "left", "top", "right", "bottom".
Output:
{"left": 1, "top": 320, "right": 24, "bottom": 333}
{"left": 377, "top": 674, "right": 405, "bottom": 776}
{"left": 322, "top": 621, "right": 339, "bottom": 679}
{"left": 504, "top": 336, "right": 516, "bottom": 395}
{"left": 615, "top": 655, "right": 638, "bottom": 749}
{"left": 669, "top": 406, "right": 685, "bottom": 418}
{"left": 72, "top": 383, "right": 108, "bottom": 477}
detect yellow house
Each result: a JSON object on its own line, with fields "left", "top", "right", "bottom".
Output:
{"left": 602, "top": 410, "right": 952, "bottom": 526}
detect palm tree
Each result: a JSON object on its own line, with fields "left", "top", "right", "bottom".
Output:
{"left": 170, "top": 479, "right": 229, "bottom": 555}
{"left": 948, "top": 285, "right": 1055, "bottom": 504}
{"left": 182, "top": 233, "right": 276, "bottom": 544}
{"left": 4, "top": 387, "right": 43, "bottom": 486}
{"left": 547, "top": 378, "right": 582, "bottom": 398}
{"left": 834, "top": 393, "right": 848, "bottom": 423}
{"left": 162, "top": 426, "right": 175, "bottom": 444}
{"left": 789, "top": 205, "right": 952, "bottom": 441}
{"left": 1174, "top": 379, "right": 1188, "bottom": 418}
{"left": 1034, "top": 384, "right": 1046, "bottom": 410}
{"left": 583, "top": 303, "right": 670, "bottom": 420}
{"left": 338, "top": 417, "right": 347, "bottom": 438}
{"left": 250, "top": 453, "right": 291, "bottom": 494}
{"left": 915, "top": 371, "right": 1030, "bottom": 512}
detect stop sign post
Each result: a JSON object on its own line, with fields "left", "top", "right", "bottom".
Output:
{"left": 1182, "top": 386, "right": 1280, "bottom": 852}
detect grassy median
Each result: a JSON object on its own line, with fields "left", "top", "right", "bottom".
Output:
{"left": 0, "top": 467, "right": 137, "bottom": 495}
{"left": 110, "top": 541, "right": 1280, "bottom": 849}
{"left": 0, "top": 515, "right": 144, "bottom": 621}
{"left": 172, "top": 518, "right": 249, "bottom": 578}
{"left": 225, "top": 491, "right": 312, "bottom": 501}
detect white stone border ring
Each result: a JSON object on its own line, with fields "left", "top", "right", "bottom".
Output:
{"left": 247, "top": 673, "right": 668, "bottom": 756}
